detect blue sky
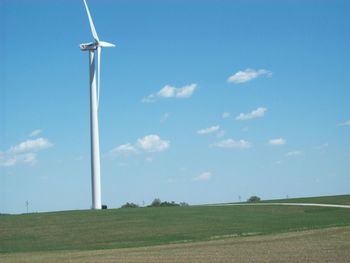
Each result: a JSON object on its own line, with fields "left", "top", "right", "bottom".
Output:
{"left": 1, "top": 0, "right": 349, "bottom": 214}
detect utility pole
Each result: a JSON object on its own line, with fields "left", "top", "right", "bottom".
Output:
{"left": 25, "top": 200, "right": 29, "bottom": 214}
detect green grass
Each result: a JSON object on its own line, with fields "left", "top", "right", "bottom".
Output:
{"left": 261, "top": 194, "right": 350, "bottom": 205}
{"left": 1, "top": 194, "right": 350, "bottom": 254}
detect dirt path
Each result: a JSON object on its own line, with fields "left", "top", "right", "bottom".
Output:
{"left": 1, "top": 226, "right": 350, "bottom": 263}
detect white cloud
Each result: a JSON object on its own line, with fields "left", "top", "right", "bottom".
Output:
{"left": 172, "top": 84, "right": 197, "bottom": 98}
{"left": 0, "top": 153, "right": 37, "bottom": 167}
{"left": 142, "top": 84, "right": 197, "bottom": 103}
{"left": 338, "top": 120, "right": 350, "bottom": 126}
{"left": 110, "top": 143, "right": 138, "bottom": 155}
{"left": 111, "top": 134, "right": 170, "bottom": 156}
{"left": 286, "top": 150, "right": 304, "bottom": 157}
{"left": 0, "top": 138, "right": 52, "bottom": 167}
{"left": 222, "top": 112, "right": 230, "bottom": 119}
{"left": 29, "top": 129, "right": 42, "bottom": 137}
{"left": 194, "top": 172, "right": 212, "bottom": 181}
{"left": 269, "top": 138, "right": 286, "bottom": 145}
{"left": 137, "top": 135, "right": 170, "bottom": 152}
{"left": 23, "top": 153, "right": 37, "bottom": 163}
{"left": 158, "top": 85, "right": 177, "bottom": 98}
{"left": 197, "top": 125, "right": 220, "bottom": 135}
{"left": 227, "top": 69, "right": 272, "bottom": 84}
{"left": 9, "top": 138, "right": 53, "bottom": 154}
{"left": 236, "top": 107, "right": 267, "bottom": 121}
{"left": 0, "top": 159, "right": 17, "bottom": 167}
{"left": 212, "top": 139, "right": 252, "bottom": 149}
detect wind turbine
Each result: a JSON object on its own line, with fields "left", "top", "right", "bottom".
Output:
{"left": 80, "top": 0, "right": 115, "bottom": 209}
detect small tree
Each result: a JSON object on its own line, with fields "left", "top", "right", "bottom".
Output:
{"left": 150, "top": 198, "right": 161, "bottom": 207}
{"left": 121, "top": 202, "right": 139, "bottom": 208}
{"left": 247, "top": 196, "right": 261, "bottom": 202}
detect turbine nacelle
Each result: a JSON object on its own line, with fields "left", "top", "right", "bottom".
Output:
{"left": 80, "top": 42, "right": 97, "bottom": 51}
{"left": 80, "top": 41, "right": 116, "bottom": 51}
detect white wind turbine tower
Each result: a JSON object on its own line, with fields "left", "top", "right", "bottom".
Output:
{"left": 80, "top": 0, "right": 115, "bottom": 209}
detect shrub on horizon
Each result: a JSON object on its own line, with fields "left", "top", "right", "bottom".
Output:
{"left": 150, "top": 198, "right": 162, "bottom": 207}
{"left": 247, "top": 196, "right": 261, "bottom": 202}
{"left": 147, "top": 199, "right": 189, "bottom": 207}
{"left": 121, "top": 202, "right": 139, "bottom": 208}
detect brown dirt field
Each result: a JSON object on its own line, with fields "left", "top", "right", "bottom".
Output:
{"left": 1, "top": 226, "right": 350, "bottom": 263}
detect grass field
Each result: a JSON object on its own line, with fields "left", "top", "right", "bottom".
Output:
{"left": 261, "top": 194, "right": 350, "bottom": 205}
{"left": 1, "top": 194, "right": 350, "bottom": 256}
{"left": 1, "top": 226, "right": 350, "bottom": 263}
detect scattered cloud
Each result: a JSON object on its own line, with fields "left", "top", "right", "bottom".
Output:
{"left": 110, "top": 143, "right": 138, "bottom": 155}
{"left": 0, "top": 153, "right": 37, "bottom": 167}
{"left": 222, "top": 112, "right": 230, "bottom": 119}
{"left": 197, "top": 125, "right": 220, "bottom": 135}
{"left": 227, "top": 69, "right": 272, "bottom": 84}
{"left": 29, "top": 129, "right": 42, "bottom": 137}
{"left": 194, "top": 172, "right": 212, "bottom": 181}
{"left": 286, "top": 150, "right": 304, "bottom": 157}
{"left": 111, "top": 134, "right": 170, "bottom": 156}
{"left": 236, "top": 107, "right": 267, "bottom": 121}
{"left": 137, "top": 135, "right": 170, "bottom": 152}
{"left": 212, "top": 139, "right": 252, "bottom": 149}
{"left": 269, "top": 138, "right": 286, "bottom": 145}
{"left": 338, "top": 120, "right": 350, "bottom": 126}
{"left": 142, "top": 84, "right": 197, "bottom": 103}
{"left": 9, "top": 138, "right": 53, "bottom": 154}
{"left": 0, "top": 137, "right": 53, "bottom": 167}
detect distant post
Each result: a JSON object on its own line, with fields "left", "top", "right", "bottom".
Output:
{"left": 25, "top": 200, "right": 29, "bottom": 214}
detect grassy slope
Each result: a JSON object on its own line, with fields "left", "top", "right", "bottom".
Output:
{"left": 2, "top": 227, "right": 350, "bottom": 263}
{"left": 261, "top": 194, "right": 350, "bottom": 205}
{"left": 1, "top": 194, "right": 350, "bottom": 254}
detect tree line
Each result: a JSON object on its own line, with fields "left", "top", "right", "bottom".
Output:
{"left": 121, "top": 196, "right": 261, "bottom": 209}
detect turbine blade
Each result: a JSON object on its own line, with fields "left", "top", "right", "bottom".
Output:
{"left": 83, "top": 0, "right": 99, "bottom": 41}
{"left": 99, "top": 41, "right": 116, "bottom": 48}
{"left": 97, "top": 46, "right": 101, "bottom": 109}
